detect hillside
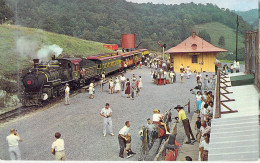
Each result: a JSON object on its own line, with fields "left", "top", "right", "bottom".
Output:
{"left": 193, "top": 22, "right": 245, "bottom": 60}
{"left": 235, "top": 9, "right": 259, "bottom": 29}
{"left": 0, "top": 24, "right": 113, "bottom": 76}
{"left": 5, "top": 0, "right": 252, "bottom": 53}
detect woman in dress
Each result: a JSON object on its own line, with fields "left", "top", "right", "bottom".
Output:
{"left": 114, "top": 77, "right": 121, "bottom": 93}
{"left": 204, "top": 75, "right": 209, "bottom": 90}
{"left": 125, "top": 78, "right": 131, "bottom": 98}
{"left": 194, "top": 91, "right": 202, "bottom": 113}
{"left": 186, "top": 66, "right": 191, "bottom": 79}
{"left": 109, "top": 78, "right": 114, "bottom": 94}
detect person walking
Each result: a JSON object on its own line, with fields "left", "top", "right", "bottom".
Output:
{"left": 51, "top": 132, "right": 65, "bottom": 161}
{"left": 180, "top": 70, "right": 184, "bottom": 83}
{"left": 6, "top": 128, "right": 22, "bottom": 160}
{"left": 199, "top": 133, "right": 210, "bottom": 161}
{"left": 131, "top": 74, "right": 137, "bottom": 87}
{"left": 180, "top": 64, "right": 184, "bottom": 72}
{"left": 204, "top": 75, "right": 209, "bottom": 90}
{"left": 64, "top": 83, "right": 70, "bottom": 105}
{"left": 118, "top": 121, "right": 132, "bottom": 158}
{"left": 100, "top": 71, "right": 105, "bottom": 92}
{"left": 100, "top": 103, "right": 114, "bottom": 137}
{"left": 120, "top": 74, "right": 126, "bottom": 91}
{"left": 169, "top": 71, "right": 175, "bottom": 84}
{"left": 109, "top": 78, "right": 114, "bottom": 94}
{"left": 194, "top": 91, "right": 203, "bottom": 113}
{"left": 138, "top": 76, "right": 143, "bottom": 91}
{"left": 115, "top": 77, "right": 121, "bottom": 93}
{"left": 124, "top": 63, "right": 127, "bottom": 73}
{"left": 125, "top": 78, "right": 131, "bottom": 98}
{"left": 186, "top": 66, "right": 191, "bottom": 79}
{"left": 174, "top": 105, "right": 195, "bottom": 144}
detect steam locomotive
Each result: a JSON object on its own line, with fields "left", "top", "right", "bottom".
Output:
{"left": 20, "top": 49, "right": 149, "bottom": 106}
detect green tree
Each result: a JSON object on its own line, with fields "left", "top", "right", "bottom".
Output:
{"left": 0, "top": 0, "right": 14, "bottom": 23}
{"left": 218, "top": 35, "right": 225, "bottom": 47}
{"left": 198, "top": 30, "right": 211, "bottom": 43}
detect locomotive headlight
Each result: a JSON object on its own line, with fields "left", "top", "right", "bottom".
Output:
{"left": 42, "top": 93, "right": 48, "bottom": 100}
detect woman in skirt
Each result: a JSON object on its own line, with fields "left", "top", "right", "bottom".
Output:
{"left": 115, "top": 77, "right": 121, "bottom": 93}
{"left": 138, "top": 76, "right": 143, "bottom": 90}
{"left": 125, "top": 78, "right": 131, "bottom": 98}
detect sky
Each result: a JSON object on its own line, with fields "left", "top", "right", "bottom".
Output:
{"left": 126, "top": 0, "right": 258, "bottom": 11}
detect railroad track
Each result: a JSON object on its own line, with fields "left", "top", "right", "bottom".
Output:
{"left": 0, "top": 67, "right": 137, "bottom": 123}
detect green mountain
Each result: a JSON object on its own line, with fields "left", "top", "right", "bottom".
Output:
{"left": 0, "top": 24, "right": 112, "bottom": 77}
{"left": 235, "top": 9, "right": 259, "bottom": 29}
{"left": 193, "top": 22, "right": 244, "bottom": 61}
{"left": 5, "top": 0, "right": 252, "bottom": 52}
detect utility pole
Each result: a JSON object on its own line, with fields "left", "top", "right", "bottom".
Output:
{"left": 236, "top": 15, "right": 239, "bottom": 62}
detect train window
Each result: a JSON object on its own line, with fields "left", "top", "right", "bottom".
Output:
{"left": 98, "top": 64, "right": 101, "bottom": 69}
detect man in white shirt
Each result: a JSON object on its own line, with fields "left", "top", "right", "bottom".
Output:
{"left": 124, "top": 63, "right": 127, "bottom": 73}
{"left": 120, "top": 74, "right": 126, "bottom": 91}
{"left": 100, "top": 103, "right": 114, "bottom": 137}
{"left": 51, "top": 132, "right": 65, "bottom": 161}
{"left": 6, "top": 128, "right": 22, "bottom": 160}
{"left": 118, "top": 121, "right": 131, "bottom": 158}
{"left": 64, "top": 83, "right": 70, "bottom": 105}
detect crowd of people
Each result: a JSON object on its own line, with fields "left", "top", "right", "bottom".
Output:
{"left": 5, "top": 54, "right": 217, "bottom": 161}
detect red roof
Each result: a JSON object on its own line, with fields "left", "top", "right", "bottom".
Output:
{"left": 165, "top": 33, "right": 228, "bottom": 54}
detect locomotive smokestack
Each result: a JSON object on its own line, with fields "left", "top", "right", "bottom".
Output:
{"left": 33, "top": 59, "right": 39, "bottom": 74}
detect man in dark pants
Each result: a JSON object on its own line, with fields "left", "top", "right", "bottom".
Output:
{"left": 118, "top": 121, "right": 135, "bottom": 158}
{"left": 174, "top": 105, "right": 195, "bottom": 144}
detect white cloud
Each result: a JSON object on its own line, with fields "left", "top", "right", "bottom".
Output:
{"left": 127, "top": 0, "right": 258, "bottom": 11}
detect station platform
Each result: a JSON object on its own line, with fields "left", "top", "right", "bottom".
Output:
{"left": 209, "top": 72, "right": 259, "bottom": 161}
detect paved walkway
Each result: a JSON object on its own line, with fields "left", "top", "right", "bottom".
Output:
{"left": 0, "top": 66, "right": 214, "bottom": 161}
{"left": 176, "top": 113, "right": 199, "bottom": 161}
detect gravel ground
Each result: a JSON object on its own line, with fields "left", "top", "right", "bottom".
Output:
{"left": 0, "top": 66, "right": 216, "bottom": 161}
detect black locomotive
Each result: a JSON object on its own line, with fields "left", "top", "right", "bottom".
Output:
{"left": 20, "top": 49, "right": 149, "bottom": 106}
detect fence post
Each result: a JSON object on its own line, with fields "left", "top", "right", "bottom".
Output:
{"left": 215, "top": 70, "right": 221, "bottom": 118}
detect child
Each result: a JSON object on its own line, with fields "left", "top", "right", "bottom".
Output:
{"left": 125, "top": 133, "right": 136, "bottom": 158}
{"left": 131, "top": 86, "right": 135, "bottom": 100}
{"left": 89, "top": 83, "right": 94, "bottom": 99}
{"left": 194, "top": 117, "right": 201, "bottom": 138}
{"left": 180, "top": 70, "right": 184, "bottom": 83}
{"left": 139, "top": 126, "right": 145, "bottom": 144}
{"left": 135, "top": 86, "right": 140, "bottom": 97}
{"left": 109, "top": 79, "right": 114, "bottom": 94}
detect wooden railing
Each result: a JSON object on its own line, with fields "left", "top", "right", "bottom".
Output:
{"left": 154, "top": 100, "right": 190, "bottom": 161}
{"left": 214, "top": 70, "right": 238, "bottom": 119}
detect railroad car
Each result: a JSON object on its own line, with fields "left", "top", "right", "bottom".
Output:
{"left": 20, "top": 49, "right": 149, "bottom": 106}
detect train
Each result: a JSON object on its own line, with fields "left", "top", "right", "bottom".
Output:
{"left": 20, "top": 49, "right": 149, "bottom": 106}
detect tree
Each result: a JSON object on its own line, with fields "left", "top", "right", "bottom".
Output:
{"left": 218, "top": 35, "right": 225, "bottom": 47}
{"left": 198, "top": 30, "right": 211, "bottom": 43}
{"left": 0, "top": 0, "right": 14, "bottom": 23}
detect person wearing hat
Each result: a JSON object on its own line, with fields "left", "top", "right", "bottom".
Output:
{"left": 64, "top": 83, "right": 70, "bottom": 105}
{"left": 174, "top": 105, "right": 195, "bottom": 144}
{"left": 89, "top": 83, "right": 94, "bottom": 99}
{"left": 165, "top": 134, "right": 179, "bottom": 161}
{"left": 152, "top": 109, "right": 170, "bottom": 135}
{"left": 6, "top": 128, "right": 22, "bottom": 160}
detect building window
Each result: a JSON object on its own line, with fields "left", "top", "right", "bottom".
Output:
{"left": 192, "top": 55, "right": 198, "bottom": 63}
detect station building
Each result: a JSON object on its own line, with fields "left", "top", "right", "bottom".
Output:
{"left": 165, "top": 32, "right": 227, "bottom": 73}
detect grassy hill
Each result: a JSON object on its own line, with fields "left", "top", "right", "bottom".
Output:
{"left": 235, "top": 9, "right": 258, "bottom": 29}
{"left": 0, "top": 24, "right": 113, "bottom": 77}
{"left": 193, "top": 22, "right": 245, "bottom": 60}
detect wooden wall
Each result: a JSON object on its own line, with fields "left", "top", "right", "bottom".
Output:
{"left": 170, "top": 52, "right": 217, "bottom": 72}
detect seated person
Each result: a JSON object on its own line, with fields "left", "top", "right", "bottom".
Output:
{"left": 153, "top": 109, "right": 170, "bottom": 134}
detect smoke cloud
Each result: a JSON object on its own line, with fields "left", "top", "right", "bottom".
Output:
{"left": 16, "top": 37, "right": 63, "bottom": 62}
{"left": 37, "top": 44, "right": 63, "bottom": 61}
